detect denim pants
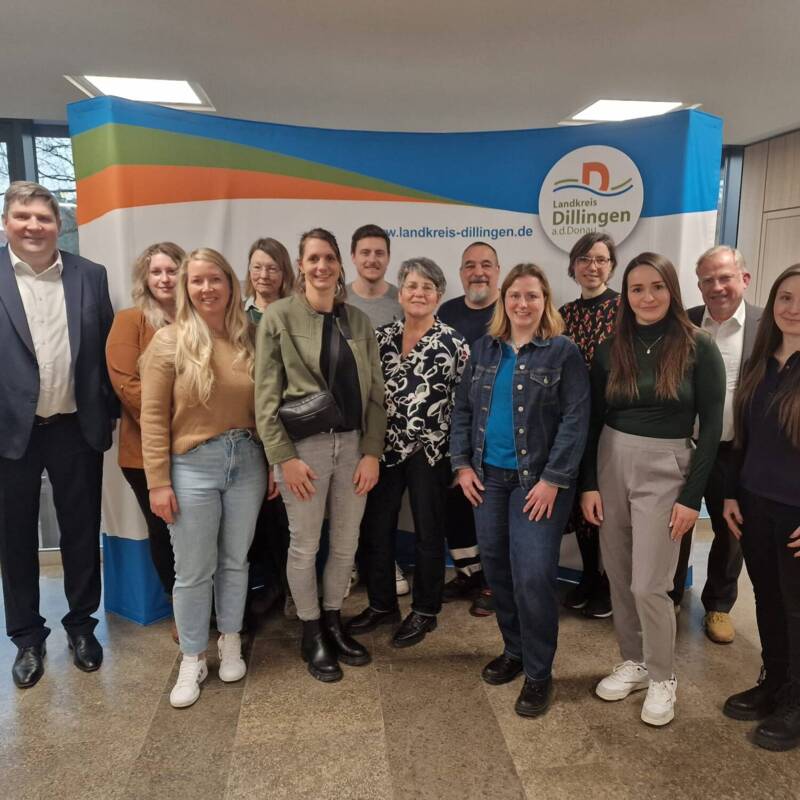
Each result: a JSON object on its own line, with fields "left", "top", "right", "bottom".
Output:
{"left": 360, "top": 450, "right": 449, "bottom": 616}
{"left": 275, "top": 431, "right": 366, "bottom": 621}
{"left": 169, "top": 430, "right": 267, "bottom": 655}
{"left": 473, "top": 464, "right": 574, "bottom": 682}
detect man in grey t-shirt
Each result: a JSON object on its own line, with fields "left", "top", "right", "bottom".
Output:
{"left": 346, "top": 224, "right": 402, "bottom": 329}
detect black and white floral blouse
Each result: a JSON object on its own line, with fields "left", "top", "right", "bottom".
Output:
{"left": 375, "top": 317, "right": 469, "bottom": 468}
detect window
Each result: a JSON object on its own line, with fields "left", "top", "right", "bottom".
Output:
{"left": 34, "top": 134, "right": 78, "bottom": 253}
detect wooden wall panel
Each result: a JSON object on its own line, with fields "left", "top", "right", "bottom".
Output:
{"left": 737, "top": 140, "right": 769, "bottom": 276}
{"left": 757, "top": 210, "right": 800, "bottom": 305}
{"left": 764, "top": 130, "right": 800, "bottom": 212}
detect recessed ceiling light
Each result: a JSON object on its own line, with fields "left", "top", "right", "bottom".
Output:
{"left": 567, "top": 99, "right": 684, "bottom": 123}
{"left": 65, "top": 75, "right": 215, "bottom": 111}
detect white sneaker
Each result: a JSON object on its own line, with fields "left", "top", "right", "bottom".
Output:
{"left": 395, "top": 563, "right": 410, "bottom": 596}
{"left": 170, "top": 655, "right": 208, "bottom": 708}
{"left": 217, "top": 633, "right": 246, "bottom": 683}
{"left": 641, "top": 677, "right": 677, "bottom": 726}
{"left": 596, "top": 660, "right": 650, "bottom": 701}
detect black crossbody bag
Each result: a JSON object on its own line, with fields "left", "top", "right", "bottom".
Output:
{"left": 277, "top": 307, "right": 347, "bottom": 441}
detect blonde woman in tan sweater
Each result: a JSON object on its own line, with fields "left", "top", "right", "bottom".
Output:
{"left": 141, "top": 248, "right": 268, "bottom": 709}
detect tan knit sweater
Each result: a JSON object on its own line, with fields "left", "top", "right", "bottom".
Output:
{"left": 140, "top": 325, "right": 257, "bottom": 488}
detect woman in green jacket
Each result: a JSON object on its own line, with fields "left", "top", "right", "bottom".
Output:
{"left": 255, "top": 228, "right": 386, "bottom": 683}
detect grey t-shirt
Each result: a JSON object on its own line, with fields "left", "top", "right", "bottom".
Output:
{"left": 345, "top": 282, "right": 402, "bottom": 329}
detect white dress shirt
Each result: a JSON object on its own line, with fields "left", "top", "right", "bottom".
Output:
{"left": 10, "top": 246, "right": 76, "bottom": 417}
{"left": 701, "top": 301, "right": 746, "bottom": 442}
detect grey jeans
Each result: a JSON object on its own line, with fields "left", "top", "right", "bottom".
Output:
{"left": 597, "top": 426, "right": 693, "bottom": 682}
{"left": 275, "top": 431, "right": 367, "bottom": 621}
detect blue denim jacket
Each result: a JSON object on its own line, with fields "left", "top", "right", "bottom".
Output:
{"left": 449, "top": 334, "right": 590, "bottom": 492}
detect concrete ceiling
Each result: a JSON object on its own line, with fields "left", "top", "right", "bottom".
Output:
{"left": 2, "top": 0, "right": 799, "bottom": 144}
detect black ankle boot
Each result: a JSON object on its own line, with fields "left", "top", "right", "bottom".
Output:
{"left": 754, "top": 682, "right": 800, "bottom": 751}
{"left": 723, "top": 667, "right": 782, "bottom": 721}
{"left": 322, "top": 610, "right": 371, "bottom": 666}
{"left": 301, "top": 620, "right": 342, "bottom": 682}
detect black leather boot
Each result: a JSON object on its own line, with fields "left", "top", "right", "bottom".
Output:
{"left": 301, "top": 620, "right": 342, "bottom": 682}
{"left": 754, "top": 682, "right": 800, "bottom": 751}
{"left": 723, "top": 667, "right": 782, "bottom": 721}
{"left": 322, "top": 610, "right": 371, "bottom": 666}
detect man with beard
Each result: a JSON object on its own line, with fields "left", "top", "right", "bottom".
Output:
{"left": 438, "top": 241, "right": 501, "bottom": 615}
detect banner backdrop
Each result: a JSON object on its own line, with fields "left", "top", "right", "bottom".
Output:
{"left": 68, "top": 97, "right": 722, "bottom": 622}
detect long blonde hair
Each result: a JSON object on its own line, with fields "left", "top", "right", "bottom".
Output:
{"left": 131, "top": 242, "right": 186, "bottom": 329}
{"left": 488, "top": 263, "right": 564, "bottom": 341}
{"left": 174, "top": 248, "right": 254, "bottom": 406}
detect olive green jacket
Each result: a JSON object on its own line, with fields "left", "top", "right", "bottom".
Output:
{"left": 254, "top": 293, "right": 386, "bottom": 465}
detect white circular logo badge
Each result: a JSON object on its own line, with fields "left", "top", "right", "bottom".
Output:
{"left": 538, "top": 145, "right": 644, "bottom": 252}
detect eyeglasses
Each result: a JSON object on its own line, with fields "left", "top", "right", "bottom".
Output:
{"left": 575, "top": 256, "right": 611, "bottom": 267}
{"left": 402, "top": 282, "right": 438, "bottom": 295}
{"left": 250, "top": 264, "right": 282, "bottom": 275}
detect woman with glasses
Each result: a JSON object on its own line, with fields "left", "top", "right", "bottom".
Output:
{"left": 558, "top": 233, "right": 620, "bottom": 619}
{"left": 244, "top": 237, "right": 294, "bottom": 323}
{"left": 242, "top": 237, "right": 294, "bottom": 620}
{"left": 348, "top": 258, "right": 469, "bottom": 647}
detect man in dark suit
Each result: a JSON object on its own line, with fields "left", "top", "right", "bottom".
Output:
{"left": 0, "top": 181, "right": 118, "bottom": 687}
{"left": 671, "top": 245, "right": 762, "bottom": 644}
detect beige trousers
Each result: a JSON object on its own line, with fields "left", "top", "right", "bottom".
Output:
{"left": 598, "top": 427, "right": 693, "bottom": 681}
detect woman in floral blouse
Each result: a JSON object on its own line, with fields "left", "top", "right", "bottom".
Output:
{"left": 559, "top": 232, "right": 620, "bottom": 619}
{"left": 347, "top": 257, "right": 469, "bottom": 647}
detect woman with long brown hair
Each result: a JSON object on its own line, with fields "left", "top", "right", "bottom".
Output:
{"left": 722, "top": 264, "right": 800, "bottom": 751}
{"left": 581, "top": 252, "right": 725, "bottom": 727}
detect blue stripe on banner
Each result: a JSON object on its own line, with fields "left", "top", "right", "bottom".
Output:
{"left": 68, "top": 97, "right": 722, "bottom": 217}
{"left": 102, "top": 533, "right": 172, "bottom": 625}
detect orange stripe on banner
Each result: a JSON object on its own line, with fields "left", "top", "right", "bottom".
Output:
{"left": 76, "top": 165, "right": 444, "bottom": 224}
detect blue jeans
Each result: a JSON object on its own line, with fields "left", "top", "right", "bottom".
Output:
{"left": 169, "top": 430, "right": 267, "bottom": 655}
{"left": 473, "top": 464, "right": 574, "bottom": 681}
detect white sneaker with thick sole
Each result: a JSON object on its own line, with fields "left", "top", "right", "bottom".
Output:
{"left": 395, "top": 563, "right": 410, "bottom": 596}
{"left": 596, "top": 660, "right": 650, "bottom": 701}
{"left": 217, "top": 633, "right": 246, "bottom": 683}
{"left": 641, "top": 677, "right": 677, "bottom": 726}
{"left": 170, "top": 655, "right": 208, "bottom": 708}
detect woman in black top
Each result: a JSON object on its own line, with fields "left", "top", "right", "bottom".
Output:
{"left": 558, "top": 232, "right": 620, "bottom": 619}
{"left": 581, "top": 252, "right": 725, "bottom": 727}
{"left": 722, "top": 264, "right": 800, "bottom": 752}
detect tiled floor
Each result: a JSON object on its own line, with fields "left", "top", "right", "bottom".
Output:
{"left": 2, "top": 531, "right": 799, "bottom": 799}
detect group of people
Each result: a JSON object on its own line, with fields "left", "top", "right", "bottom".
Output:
{"left": 1, "top": 181, "right": 798, "bottom": 753}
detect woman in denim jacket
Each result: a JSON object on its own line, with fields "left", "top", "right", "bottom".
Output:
{"left": 450, "top": 263, "right": 590, "bottom": 718}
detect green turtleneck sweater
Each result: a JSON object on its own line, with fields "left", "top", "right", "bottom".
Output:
{"left": 581, "top": 317, "right": 725, "bottom": 510}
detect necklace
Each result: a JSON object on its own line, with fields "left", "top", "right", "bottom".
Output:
{"left": 510, "top": 340, "right": 529, "bottom": 353}
{"left": 636, "top": 335, "right": 664, "bottom": 355}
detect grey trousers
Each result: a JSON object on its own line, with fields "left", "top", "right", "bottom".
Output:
{"left": 598, "top": 427, "right": 693, "bottom": 681}
{"left": 275, "top": 431, "right": 367, "bottom": 621}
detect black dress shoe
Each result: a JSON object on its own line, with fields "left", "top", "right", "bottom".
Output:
{"left": 321, "top": 610, "right": 371, "bottom": 666}
{"left": 346, "top": 606, "right": 401, "bottom": 635}
{"left": 441, "top": 572, "right": 482, "bottom": 602}
{"left": 392, "top": 611, "right": 437, "bottom": 648}
{"left": 514, "top": 676, "right": 553, "bottom": 718}
{"left": 12, "top": 643, "right": 46, "bottom": 689}
{"left": 301, "top": 620, "right": 342, "bottom": 683}
{"left": 724, "top": 670, "right": 782, "bottom": 721}
{"left": 482, "top": 653, "right": 524, "bottom": 685}
{"left": 754, "top": 683, "right": 800, "bottom": 751}
{"left": 67, "top": 632, "right": 103, "bottom": 672}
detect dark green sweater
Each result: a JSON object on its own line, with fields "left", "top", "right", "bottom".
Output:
{"left": 582, "top": 318, "right": 725, "bottom": 509}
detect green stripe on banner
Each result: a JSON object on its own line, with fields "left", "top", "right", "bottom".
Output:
{"left": 72, "top": 124, "right": 460, "bottom": 204}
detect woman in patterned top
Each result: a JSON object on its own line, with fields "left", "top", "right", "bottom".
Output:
{"left": 558, "top": 232, "right": 620, "bottom": 619}
{"left": 348, "top": 257, "right": 469, "bottom": 648}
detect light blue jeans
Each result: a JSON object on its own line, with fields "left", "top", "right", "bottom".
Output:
{"left": 169, "top": 430, "right": 267, "bottom": 655}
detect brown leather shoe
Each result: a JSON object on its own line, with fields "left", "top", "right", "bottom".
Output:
{"left": 704, "top": 611, "right": 734, "bottom": 644}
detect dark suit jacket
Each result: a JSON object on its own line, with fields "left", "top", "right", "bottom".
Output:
{"left": 0, "top": 246, "right": 119, "bottom": 459}
{"left": 688, "top": 301, "right": 763, "bottom": 378}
